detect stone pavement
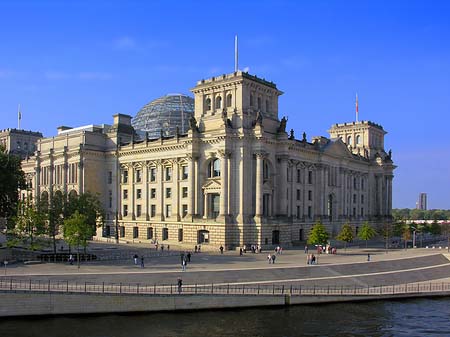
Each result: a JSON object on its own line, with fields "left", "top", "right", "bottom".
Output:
{"left": 2, "top": 241, "right": 450, "bottom": 288}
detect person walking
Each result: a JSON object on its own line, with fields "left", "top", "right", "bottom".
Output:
{"left": 187, "top": 252, "right": 191, "bottom": 262}
{"left": 140, "top": 256, "right": 145, "bottom": 268}
{"left": 177, "top": 278, "right": 183, "bottom": 294}
{"left": 307, "top": 254, "right": 311, "bottom": 265}
{"left": 367, "top": 253, "right": 371, "bottom": 262}
{"left": 220, "top": 245, "right": 224, "bottom": 254}
{"left": 133, "top": 254, "right": 138, "bottom": 265}
{"left": 268, "top": 254, "right": 272, "bottom": 264}
{"left": 271, "top": 254, "right": 276, "bottom": 264}
{"left": 182, "top": 257, "right": 187, "bottom": 271}
{"left": 69, "top": 254, "right": 74, "bottom": 265}
{"left": 304, "top": 245, "right": 309, "bottom": 254}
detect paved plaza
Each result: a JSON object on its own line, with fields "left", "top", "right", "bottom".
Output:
{"left": 2, "top": 241, "right": 450, "bottom": 288}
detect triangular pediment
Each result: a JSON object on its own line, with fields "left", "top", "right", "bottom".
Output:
{"left": 202, "top": 179, "right": 221, "bottom": 190}
{"left": 323, "top": 138, "right": 354, "bottom": 158}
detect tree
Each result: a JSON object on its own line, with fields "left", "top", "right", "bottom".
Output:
{"left": 336, "top": 223, "right": 353, "bottom": 251}
{"left": 358, "top": 222, "right": 377, "bottom": 248}
{"left": 429, "top": 221, "right": 442, "bottom": 235}
{"left": 0, "top": 145, "right": 25, "bottom": 221}
{"left": 379, "top": 222, "right": 392, "bottom": 252}
{"left": 66, "top": 192, "right": 104, "bottom": 231}
{"left": 402, "top": 224, "right": 411, "bottom": 249}
{"left": 63, "top": 211, "right": 94, "bottom": 268}
{"left": 14, "top": 199, "right": 46, "bottom": 250}
{"left": 307, "top": 221, "right": 329, "bottom": 246}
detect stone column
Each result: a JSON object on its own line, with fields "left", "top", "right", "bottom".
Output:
{"left": 219, "top": 151, "right": 229, "bottom": 217}
{"left": 277, "top": 155, "right": 288, "bottom": 216}
{"left": 129, "top": 165, "right": 135, "bottom": 220}
{"left": 156, "top": 161, "right": 164, "bottom": 220}
{"left": 143, "top": 163, "right": 149, "bottom": 220}
{"left": 194, "top": 158, "right": 200, "bottom": 216}
{"left": 63, "top": 149, "right": 68, "bottom": 195}
{"left": 254, "top": 153, "right": 264, "bottom": 219}
{"left": 173, "top": 159, "right": 180, "bottom": 221}
{"left": 187, "top": 156, "right": 195, "bottom": 218}
{"left": 203, "top": 191, "right": 208, "bottom": 219}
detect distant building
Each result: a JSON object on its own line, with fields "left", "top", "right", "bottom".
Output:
{"left": 0, "top": 128, "right": 43, "bottom": 159}
{"left": 417, "top": 193, "right": 427, "bottom": 210}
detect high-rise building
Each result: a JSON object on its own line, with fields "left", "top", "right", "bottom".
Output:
{"left": 417, "top": 193, "right": 427, "bottom": 210}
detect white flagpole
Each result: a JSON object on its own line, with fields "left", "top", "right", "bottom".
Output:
{"left": 355, "top": 93, "right": 359, "bottom": 122}
{"left": 235, "top": 35, "right": 238, "bottom": 72}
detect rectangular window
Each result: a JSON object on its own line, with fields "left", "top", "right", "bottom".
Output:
{"left": 165, "top": 167, "right": 172, "bottom": 181}
{"left": 361, "top": 195, "right": 364, "bottom": 204}
{"left": 297, "top": 169, "right": 301, "bottom": 183}
{"left": 178, "top": 228, "right": 183, "bottom": 242}
{"left": 150, "top": 188, "right": 156, "bottom": 199}
{"left": 120, "top": 226, "right": 125, "bottom": 238}
{"left": 353, "top": 194, "right": 357, "bottom": 204}
{"left": 149, "top": 167, "right": 156, "bottom": 182}
{"left": 108, "top": 171, "right": 112, "bottom": 184}
{"left": 166, "top": 204, "right": 172, "bottom": 217}
{"left": 308, "top": 190, "right": 312, "bottom": 201}
{"left": 123, "top": 205, "right": 128, "bottom": 217}
{"left": 135, "top": 169, "right": 142, "bottom": 183}
{"left": 296, "top": 189, "right": 301, "bottom": 201}
{"left": 150, "top": 205, "right": 156, "bottom": 217}
{"left": 353, "top": 207, "right": 356, "bottom": 216}
{"left": 133, "top": 226, "right": 139, "bottom": 239}
{"left": 181, "top": 166, "right": 188, "bottom": 180}
{"left": 296, "top": 206, "right": 301, "bottom": 218}
{"left": 136, "top": 205, "right": 141, "bottom": 217}
{"left": 182, "top": 187, "right": 188, "bottom": 198}
{"left": 123, "top": 189, "right": 128, "bottom": 200}
{"left": 123, "top": 170, "right": 128, "bottom": 184}
{"left": 308, "top": 206, "right": 312, "bottom": 218}
{"left": 361, "top": 207, "right": 364, "bottom": 216}
{"left": 136, "top": 189, "right": 142, "bottom": 199}
{"left": 108, "top": 190, "right": 112, "bottom": 208}
{"left": 308, "top": 171, "right": 313, "bottom": 184}
{"left": 166, "top": 188, "right": 172, "bottom": 198}
{"left": 182, "top": 204, "right": 188, "bottom": 217}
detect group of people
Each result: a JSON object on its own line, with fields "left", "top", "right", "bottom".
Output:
{"left": 153, "top": 241, "right": 170, "bottom": 252}
{"left": 239, "top": 244, "right": 263, "bottom": 255}
{"left": 180, "top": 251, "right": 192, "bottom": 271}
{"left": 306, "top": 254, "right": 317, "bottom": 265}
{"left": 133, "top": 254, "right": 145, "bottom": 268}
{"left": 267, "top": 253, "right": 277, "bottom": 264}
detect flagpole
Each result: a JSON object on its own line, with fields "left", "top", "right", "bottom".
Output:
{"left": 18, "top": 104, "right": 21, "bottom": 129}
{"left": 234, "top": 35, "right": 238, "bottom": 72}
{"left": 355, "top": 93, "right": 359, "bottom": 122}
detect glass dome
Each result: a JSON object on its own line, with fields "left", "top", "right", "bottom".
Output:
{"left": 132, "top": 94, "right": 195, "bottom": 138}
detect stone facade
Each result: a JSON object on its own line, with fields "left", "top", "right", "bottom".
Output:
{"left": 0, "top": 128, "right": 42, "bottom": 159}
{"left": 20, "top": 71, "right": 396, "bottom": 250}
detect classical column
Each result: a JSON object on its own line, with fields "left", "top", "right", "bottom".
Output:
{"left": 203, "top": 191, "right": 208, "bottom": 219}
{"left": 277, "top": 155, "right": 288, "bottom": 216}
{"left": 194, "top": 158, "right": 200, "bottom": 216}
{"left": 143, "top": 163, "right": 149, "bottom": 220}
{"left": 254, "top": 153, "right": 264, "bottom": 219}
{"left": 187, "top": 156, "right": 195, "bottom": 218}
{"left": 156, "top": 161, "right": 163, "bottom": 220}
{"left": 129, "top": 165, "right": 135, "bottom": 220}
{"left": 173, "top": 159, "right": 180, "bottom": 221}
{"left": 219, "top": 151, "right": 230, "bottom": 217}
{"left": 77, "top": 160, "right": 84, "bottom": 194}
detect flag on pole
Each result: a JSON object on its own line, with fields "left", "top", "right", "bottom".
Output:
{"left": 18, "top": 104, "right": 22, "bottom": 120}
{"left": 355, "top": 93, "right": 359, "bottom": 122}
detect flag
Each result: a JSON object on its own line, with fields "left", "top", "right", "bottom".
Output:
{"left": 18, "top": 104, "right": 21, "bottom": 120}
{"left": 355, "top": 94, "right": 358, "bottom": 113}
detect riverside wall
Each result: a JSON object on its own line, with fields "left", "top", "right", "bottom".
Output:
{"left": 2, "top": 291, "right": 450, "bottom": 317}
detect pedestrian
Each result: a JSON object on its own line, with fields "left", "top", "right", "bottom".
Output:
{"left": 311, "top": 254, "right": 316, "bottom": 265}
{"left": 177, "top": 278, "right": 183, "bottom": 293}
{"left": 304, "top": 245, "right": 309, "bottom": 254}
{"left": 167, "top": 245, "right": 170, "bottom": 251}
{"left": 268, "top": 254, "right": 272, "bottom": 264}
{"left": 220, "top": 245, "right": 224, "bottom": 254}
{"left": 239, "top": 248, "right": 243, "bottom": 256}
{"left": 69, "top": 254, "right": 74, "bottom": 265}
{"left": 133, "top": 254, "right": 138, "bottom": 265}
{"left": 279, "top": 247, "right": 283, "bottom": 255}
{"left": 271, "top": 254, "right": 276, "bottom": 264}
{"left": 367, "top": 253, "right": 371, "bottom": 262}
{"left": 198, "top": 245, "right": 201, "bottom": 253}
{"left": 194, "top": 245, "right": 198, "bottom": 253}
{"left": 180, "top": 252, "right": 185, "bottom": 264}
{"left": 182, "top": 257, "right": 187, "bottom": 271}
{"left": 187, "top": 252, "right": 191, "bottom": 262}
{"left": 243, "top": 245, "right": 247, "bottom": 253}
{"left": 307, "top": 254, "right": 311, "bottom": 265}
{"left": 140, "top": 256, "right": 145, "bottom": 268}
{"left": 161, "top": 244, "right": 164, "bottom": 252}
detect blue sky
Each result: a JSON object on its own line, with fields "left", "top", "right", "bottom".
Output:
{"left": 1, "top": 0, "right": 449, "bottom": 209}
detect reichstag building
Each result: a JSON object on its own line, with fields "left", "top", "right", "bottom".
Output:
{"left": 21, "top": 71, "right": 395, "bottom": 249}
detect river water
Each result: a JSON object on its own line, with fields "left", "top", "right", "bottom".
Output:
{"left": 1, "top": 298, "right": 449, "bottom": 337}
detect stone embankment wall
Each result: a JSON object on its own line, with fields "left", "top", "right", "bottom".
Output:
{"left": 2, "top": 291, "right": 450, "bottom": 317}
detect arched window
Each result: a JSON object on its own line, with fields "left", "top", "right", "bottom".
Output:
{"left": 207, "top": 158, "right": 221, "bottom": 178}
{"left": 205, "top": 97, "right": 211, "bottom": 111}
{"left": 215, "top": 96, "right": 222, "bottom": 109}
{"left": 257, "top": 97, "right": 262, "bottom": 110}
{"left": 347, "top": 136, "right": 352, "bottom": 145}
{"left": 226, "top": 94, "right": 232, "bottom": 107}
{"left": 356, "top": 135, "right": 361, "bottom": 145}
{"left": 265, "top": 99, "right": 270, "bottom": 112}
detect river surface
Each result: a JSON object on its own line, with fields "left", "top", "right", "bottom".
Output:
{"left": 1, "top": 298, "right": 450, "bottom": 337}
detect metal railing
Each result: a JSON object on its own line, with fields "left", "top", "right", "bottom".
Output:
{"left": 1, "top": 278, "right": 449, "bottom": 297}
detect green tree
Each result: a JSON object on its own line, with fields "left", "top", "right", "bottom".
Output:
{"left": 358, "top": 222, "right": 377, "bottom": 248}
{"left": 63, "top": 211, "right": 94, "bottom": 268}
{"left": 0, "top": 145, "right": 26, "bottom": 222}
{"left": 336, "top": 222, "right": 353, "bottom": 251}
{"left": 402, "top": 224, "right": 412, "bottom": 249}
{"left": 379, "top": 223, "right": 392, "bottom": 252}
{"left": 307, "top": 221, "right": 329, "bottom": 246}
{"left": 429, "top": 221, "right": 442, "bottom": 235}
{"left": 66, "top": 192, "right": 104, "bottom": 231}
{"left": 14, "top": 199, "right": 46, "bottom": 250}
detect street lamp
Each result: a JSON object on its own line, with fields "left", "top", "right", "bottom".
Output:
{"left": 411, "top": 226, "right": 416, "bottom": 249}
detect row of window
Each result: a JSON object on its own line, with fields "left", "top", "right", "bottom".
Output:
{"left": 115, "top": 226, "right": 183, "bottom": 242}
{"left": 122, "top": 187, "right": 189, "bottom": 200}
{"left": 121, "top": 166, "right": 190, "bottom": 184}
{"left": 123, "top": 204, "right": 188, "bottom": 218}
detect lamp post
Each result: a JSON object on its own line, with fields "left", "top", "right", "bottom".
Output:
{"left": 411, "top": 226, "right": 416, "bottom": 249}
